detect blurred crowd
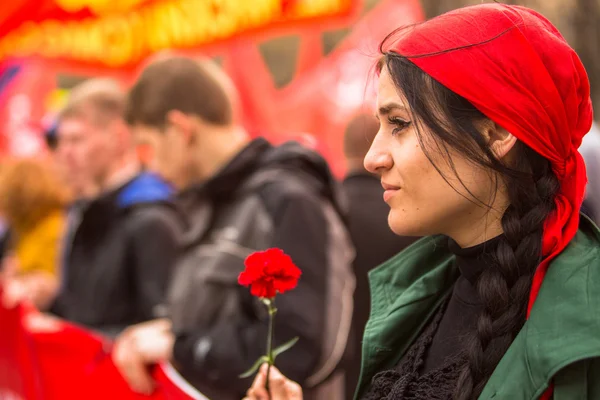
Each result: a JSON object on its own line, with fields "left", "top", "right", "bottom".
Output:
{"left": 0, "top": 54, "right": 598, "bottom": 400}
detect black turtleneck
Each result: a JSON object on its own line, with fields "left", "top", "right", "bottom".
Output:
{"left": 421, "top": 236, "right": 502, "bottom": 373}
{"left": 361, "top": 235, "right": 503, "bottom": 400}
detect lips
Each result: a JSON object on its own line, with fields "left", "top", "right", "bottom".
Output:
{"left": 382, "top": 182, "right": 401, "bottom": 191}
{"left": 382, "top": 182, "right": 400, "bottom": 202}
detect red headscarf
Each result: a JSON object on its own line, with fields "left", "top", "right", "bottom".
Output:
{"left": 386, "top": 4, "right": 593, "bottom": 316}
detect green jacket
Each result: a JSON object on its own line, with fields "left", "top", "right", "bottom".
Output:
{"left": 356, "top": 215, "right": 600, "bottom": 399}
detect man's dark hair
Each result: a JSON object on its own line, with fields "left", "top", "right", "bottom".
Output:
{"left": 125, "top": 56, "right": 233, "bottom": 129}
{"left": 45, "top": 122, "right": 58, "bottom": 151}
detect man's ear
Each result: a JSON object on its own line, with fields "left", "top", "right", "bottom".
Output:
{"left": 479, "top": 120, "right": 518, "bottom": 160}
{"left": 166, "top": 110, "right": 195, "bottom": 145}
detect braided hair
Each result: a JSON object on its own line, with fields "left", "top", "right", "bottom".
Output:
{"left": 380, "top": 53, "right": 560, "bottom": 399}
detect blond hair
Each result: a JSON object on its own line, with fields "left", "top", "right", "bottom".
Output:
{"left": 0, "top": 158, "right": 69, "bottom": 235}
{"left": 60, "top": 78, "right": 126, "bottom": 128}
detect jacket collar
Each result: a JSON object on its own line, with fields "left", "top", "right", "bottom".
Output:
{"left": 358, "top": 215, "right": 600, "bottom": 399}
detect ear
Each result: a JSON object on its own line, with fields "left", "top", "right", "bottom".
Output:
{"left": 166, "top": 110, "right": 194, "bottom": 144}
{"left": 481, "top": 121, "right": 518, "bottom": 160}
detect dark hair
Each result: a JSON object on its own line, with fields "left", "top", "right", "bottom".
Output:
{"left": 125, "top": 56, "right": 233, "bottom": 129}
{"left": 380, "top": 53, "right": 559, "bottom": 399}
{"left": 45, "top": 124, "right": 58, "bottom": 151}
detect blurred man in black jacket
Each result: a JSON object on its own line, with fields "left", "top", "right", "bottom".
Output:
{"left": 113, "top": 56, "right": 355, "bottom": 400}
{"left": 342, "top": 114, "right": 417, "bottom": 397}
{"left": 49, "top": 78, "right": 181, "bottom": 337}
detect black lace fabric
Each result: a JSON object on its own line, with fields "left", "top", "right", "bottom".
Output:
{"left": 360, "top": 301, "right": 464, "bottom": 400}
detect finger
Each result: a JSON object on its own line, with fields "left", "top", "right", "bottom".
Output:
{"left": 269, "top": 367, "right": 303, "bottom": 400}
{"left": 154, "top": 318, "right": 171, "bottom": 331}
{"left": 250, "top": 364, "right": 268, "bottom": 389}
{"left": 112, "top": 337, "right": 130, "bottom": 378}
{"left": 113, "top": 338, "right": 155, "bottom": 395}
{"left": 125, "top": 358, "right": 155, "bottom": 395}
{"left": 287, "top": 381, "right": 303, "bottom": 400}
{"left": 247, "top": 387, "right": 269, "bottom": 400}
{"left": 247, "top": 365, "right": 269, "bottom": 399}
{"left": 24, "top": 313, "right": 62, "bottom": 333}
{"left": 267, "top": 367, "right": 289, "bottom": 399}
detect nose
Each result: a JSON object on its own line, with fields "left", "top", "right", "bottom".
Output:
{"left": 364, "top": 131, "right": 393, "bottom": 174}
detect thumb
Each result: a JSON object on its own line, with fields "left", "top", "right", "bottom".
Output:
{"left": 268, "top": 366, "right": 302, "bottom": 400}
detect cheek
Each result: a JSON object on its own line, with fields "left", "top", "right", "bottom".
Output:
{"left": 392, "top": 135, "right": 438, "bottom": 196}
{"left": 155, "top": 147, "right": 171, "bottom": 173}
{"left": 386, "top": 139, "right": 475, "bottom": 236}
{"left": 391, "top": 141, "right": 443, "bottom": 208}
{"left": 156, "top": 139, "right": 180, "bottom": 176}
{"left": 73, "top": 143, "right": 92, "bottom": 166}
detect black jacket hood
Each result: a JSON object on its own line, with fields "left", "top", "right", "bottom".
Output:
{"left": 254, "top": 139, "right": 348, "bottom": 220}
{"left": 183, "top": 138, "right": 348, "bottom": 218}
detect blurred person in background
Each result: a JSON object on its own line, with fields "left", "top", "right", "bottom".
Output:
{"left": 113, "top": 56, "right": 355, "bottom": 400}
{"left": 46, "top": 78, "right": 181, "bottom": 337}
{"left": 580, "top": 122, "right": 600, "bottom": 224}
{"left": 0, "top": 217, "right": 9, "bottom": 266}
{"left": 0, "top": 157, "right": 68, "bottom": 310}
{"left": 342, "top": 113, "right": 417, "bottom": 397}
{"left": 43, "top": 119, "right": 67, "bottom": 183}
{"left": 42, "top": 116, "right": 90, "bottom": 299}
{"left": 44, "top": 119, "right": 59, "bottom": 153}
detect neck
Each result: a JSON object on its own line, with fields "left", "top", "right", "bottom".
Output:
{"left": 101, "top": 152, "right": 140, "bottom": 194}
{"left": 448, "top": 209, "right": 505, "bottom": 248}
{"left": 191, "top": 125, "right": 250, "bottom": 183}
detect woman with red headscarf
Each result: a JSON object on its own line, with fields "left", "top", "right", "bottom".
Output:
{"left": 244, "top": 4, "right": 600, "bottom": 400}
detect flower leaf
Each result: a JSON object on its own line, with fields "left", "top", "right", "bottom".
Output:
{"left": 272, "top": 337, "right": 299, "bottom": 360}
{"left": 239, "top": 355, "right": 270, "bottom": 379}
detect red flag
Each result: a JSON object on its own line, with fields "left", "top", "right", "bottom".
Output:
{"left": 0, "top": 293, "right": 208, "bottom": 399}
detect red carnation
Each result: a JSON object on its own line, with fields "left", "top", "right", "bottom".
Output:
{"left": 238, "top": 248, "right": 301, "bottom": 384}
{"left": 238, "top": 248, "right": 302, "bottom": 298}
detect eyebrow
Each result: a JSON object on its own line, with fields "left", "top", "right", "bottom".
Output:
{"left": 376, "top": 102, "right": 408, "bottom": 119}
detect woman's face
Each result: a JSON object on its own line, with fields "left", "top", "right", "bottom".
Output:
{"left": 365, "top": 67, "right": 504, "bottom": 247}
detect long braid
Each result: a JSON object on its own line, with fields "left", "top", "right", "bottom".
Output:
{"left": 454, "top": 146, "right": 560, "bottom": 400}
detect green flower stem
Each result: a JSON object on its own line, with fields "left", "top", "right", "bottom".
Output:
{"left": 265, "top": 298, "right": 277, "bottom": 393}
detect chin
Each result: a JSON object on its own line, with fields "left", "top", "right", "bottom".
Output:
{"left": 387, "top": 210, "right": 427, "bottom": 237}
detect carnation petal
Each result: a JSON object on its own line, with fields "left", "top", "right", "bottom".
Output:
{"left": 238, "top": 271, "right": 254, "bottom": 286}
{"left": 250, "top": 280, "right": 268, "bottom": 297}
{"left": 250, "top": 280, "right": 277, "bottom": 298}
{"left": 273, "top": 276, "right": 299, "bottom": 293}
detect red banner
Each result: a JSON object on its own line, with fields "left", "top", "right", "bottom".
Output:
{"left": 0, "top": 296, "right": 207, "bottom": 399}
{"left": 0, "top": 0, "right": 360, "bottom": 73}
{"left": 0, "top": 0, "right": 423, "bottom": 179}
{"left": 0, "top": 62, "right": 56, "bottom": 157}
{"left": 226, "top": 0, "right": 424, "bottom": 177}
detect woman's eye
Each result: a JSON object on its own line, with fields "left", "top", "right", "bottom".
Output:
{"left": 388, "top": 117, "right": 411, "bottom": 136}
